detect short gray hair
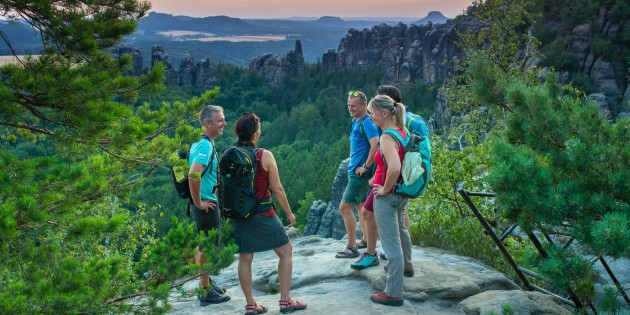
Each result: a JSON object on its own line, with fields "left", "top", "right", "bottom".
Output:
{"left": 199, "top": 105, "right": 224, "bottom": 125}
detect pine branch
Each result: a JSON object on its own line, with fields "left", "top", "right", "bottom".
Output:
{"left": 98, "top": 144, "right": 153, "bottom": 165}
{"left": 0, "top": 121, "right": 55, "bottom": 136}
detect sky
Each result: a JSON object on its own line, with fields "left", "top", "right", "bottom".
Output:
{"left": 148, "top": 0, "right": 477, "bottom": 19}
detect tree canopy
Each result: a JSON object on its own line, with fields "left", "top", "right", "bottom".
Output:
{"left": 0, "top": 1, "right": 236, "bottom": 313}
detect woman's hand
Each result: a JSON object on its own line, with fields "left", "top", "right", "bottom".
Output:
{"left": 372, "top": 184, "right": 386, "bottom": 198}
{"left": 286, "top": 213, "right": 297, "bottom": 227}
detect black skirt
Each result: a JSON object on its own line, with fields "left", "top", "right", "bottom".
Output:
{"left": 230, "top": 214, "right": 290, "bottom": 253}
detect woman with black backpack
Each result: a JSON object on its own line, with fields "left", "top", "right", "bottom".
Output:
{"left": 229, "top": 112, "right": 307, "bottom": 315}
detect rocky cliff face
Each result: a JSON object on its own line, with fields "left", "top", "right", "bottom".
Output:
{"left": 303, "top": 158, "right": 359, "bottom": 240}
{"left": 321, "top": 19, "right": 477, "bottom": 86}
{"left": 112, "top": 44, "right": 144, "bottom": 76}
{"left": 150, "top": 45, "right": 219, "bottom": 87}
{"left": 249, "top": 40, "right": 305, "bottom": 86}
{"left": 563, "top": 7, "right": 629, "bottom": 119}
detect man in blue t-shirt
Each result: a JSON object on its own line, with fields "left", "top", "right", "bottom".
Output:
{"left": 188, "top": 105, "right": 230, "bottom": 306}
{"left": 335, "top": 91, "right": 379, "bottom": 259}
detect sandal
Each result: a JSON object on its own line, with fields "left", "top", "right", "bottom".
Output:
{"left": 335, "top": 245, "right": 359, "bottom": 258}
{"left": 279, "top": 298, "right": 307, "bottom": 313}
{"left": 356, "top": 239, "right": 367, "bottom": 249}
{"left": 245, "top": 302, "right": 268, "bottom": 315}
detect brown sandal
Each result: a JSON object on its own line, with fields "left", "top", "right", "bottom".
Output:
{"left": 335, "top": 245, "right": 359, "bottom": 258}
{"left": 356, "top": 239, "right": 367, "bottom": 249}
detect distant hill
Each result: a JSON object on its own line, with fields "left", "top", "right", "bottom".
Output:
{"left": 413, "top": 11, "right": 448, "bottom": 25}
{"left": 137, "top": 12, "right": 262, "bottom": 34}
{"left": 0, "top": 21, "right": 42, "bottom": 54}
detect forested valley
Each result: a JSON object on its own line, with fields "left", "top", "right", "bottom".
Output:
{"left": 1, "top": 0, "right": 628, "bottom": 313}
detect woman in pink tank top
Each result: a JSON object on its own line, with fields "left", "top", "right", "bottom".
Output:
{"left": 366, "top": 95, "right": 410, "bottom": 307}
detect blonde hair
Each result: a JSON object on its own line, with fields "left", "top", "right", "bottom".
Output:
{"left": 368, "top": 95, "right": 406, "bottom": 129}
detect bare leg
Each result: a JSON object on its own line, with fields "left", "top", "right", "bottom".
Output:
{"left": 339, "top": 201, "right": 357, "bottom": 248}
{"left": 273, "top": 242, "right": 293, "bottom": 301}
{"left": 196, "top": 248, "right": 210, "bottom": 288}
{"left": 238, "top": 252, "right": 256, "bottom": 305}
{"left": 361, "top": 208, "right": 378, "bottom": 255}
{"left": 357, "top": 202, "right": 367, "bottom": 245}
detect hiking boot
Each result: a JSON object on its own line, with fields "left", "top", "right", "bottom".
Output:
{"left": 211, "top": 279, "right": 226, "bottom": 295}
{"left": 383, "top": 264, "right": 414, "bottom": 277}
{"left": 351, "top": 252, "right": 379, "bottom": 270}
{"left": 370, "top": 291, "right": 404, "bottom": 306}
{"left": 199, "top": 288, "right": 231, "bottom": 306}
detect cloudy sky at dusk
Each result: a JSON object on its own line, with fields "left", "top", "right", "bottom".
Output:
{"left": 149, "top": 0, "right": 476, "bottom": 19}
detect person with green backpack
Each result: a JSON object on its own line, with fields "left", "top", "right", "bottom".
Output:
{"left": 352, "top": 85, "right": 426, "bottom": 276}
{"left": 366, "top": 94, "right": 410, "bottom": 306}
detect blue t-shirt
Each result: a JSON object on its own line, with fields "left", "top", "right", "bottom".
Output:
{"left": 349, "top": 115, "right": 379, "bottom": 174}
{"left": 188, "top": 137, "right": 218, "bottom": 202}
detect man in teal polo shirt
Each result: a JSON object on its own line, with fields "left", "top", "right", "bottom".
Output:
{"left": 188, "top": 105, "right": 230, "bottom": 305}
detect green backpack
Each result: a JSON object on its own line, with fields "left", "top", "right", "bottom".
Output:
{"left": 382, "top": 128, "right": 431, "bottom": 198}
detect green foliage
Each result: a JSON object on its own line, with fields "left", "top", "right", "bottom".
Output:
{"left": 0, "top": 1, "right": 235, "bottom": 313}
{"left": 599, "top": 286, "right": 624, "bottom": 314}
{"left": 542, "top": 37, "right": 581, "bottom": 72}
{"left": 410, "top": 0, "right": 540, "bottom": 281}
{"left": 471, "top": 54, "right": 629, "bottom": 303}
{"left": 296, "top": 192, "right": 317, "bottom": 231}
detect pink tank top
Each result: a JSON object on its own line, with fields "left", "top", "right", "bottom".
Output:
{"left": 373, "top": 128, "right": 405, "bottom": 194}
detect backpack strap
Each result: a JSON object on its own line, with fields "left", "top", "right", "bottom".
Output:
{"left": 358, "top": 114, "right": 371, "bottom": 144}
{"left": 379, "top": 128, "right": 407, "bottom": 183}
{"left": 253, "top": 148, "right": 273, "bottom": 212}
{"left": 199, "top": 140, "right": 216, "bottom": 180}
{"left": 188, "top": 137, "right": 216, "bottom": 215}
{"left": 382, "top": 128, "right": 408, "bottom": 148}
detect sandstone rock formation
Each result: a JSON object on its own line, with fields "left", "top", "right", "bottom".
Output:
{"left": 113, "top": 44, "right": 143, "bottom": 76}
{"left": 166, "top": 236, "right": 572, "bottom": 315}
{"left": 249, "top": 40, "right": 305, "bottom": 86}
{"left": 150, "top": 45, "right": 218, "bottom": 87}
{"left": 303, "top": 158, "right": 362, "bottom": 240}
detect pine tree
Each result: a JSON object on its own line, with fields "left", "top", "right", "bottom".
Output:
{"left": 471, "top": 54, "right": 630, "bottom": 304}
{"left": 0, "top": 1, "right": 236, "bottom": 313}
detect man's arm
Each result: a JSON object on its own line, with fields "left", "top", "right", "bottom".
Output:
{"left": 189, "top": 162, "right": 213, "bottom": 212}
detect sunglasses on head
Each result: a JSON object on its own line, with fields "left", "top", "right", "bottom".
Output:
{"left": 348, "top": 91, "right": 361, "bottom": 97}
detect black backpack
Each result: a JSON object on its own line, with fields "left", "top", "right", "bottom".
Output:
{"left": 170, "top": 136, "right": 215, "bottom": 215}
{"left": 218, "top": 145, "right": 271, "bottom": 220}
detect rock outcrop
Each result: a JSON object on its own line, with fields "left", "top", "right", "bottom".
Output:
{"left": 320, "top": 18, "right": 477, "bottom": 86}
{"left": 151, "top": 45, "right": 179, "bottom": 85}
{"left": 113, "top": 44, "right": 144, "bottom": 76}
{"left": 303, "top": 158, "right": 362, "bottom": 240}
{"left": 150, "top": 45, "right": 219, "bottom": 87}
{"left": 166, "top": 236, "right": 572, "bottom": 315}
{"left": 249, "top": 40, "right": 305, "bottom": 85}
